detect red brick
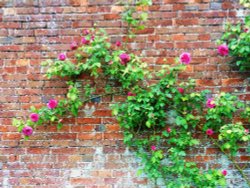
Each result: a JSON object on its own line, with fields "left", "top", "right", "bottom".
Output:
{"left": 222, "top": 78, "right": 245, "bottom": 86}
{"left": 70, "top": 178, "right": 97, "bottom": 185}
{"left": 133, "top": 28, "right": 154, "bottom": 34}
{"left": 104, "top": 13, "right": 120, "bottom": 20}
{"left": 104, "top": 133, "right": 123, "bottom": 140}
{"left": 27, "top": 148, "right": 50, "bottom": 154}
{"left": 106, "top": 124, "right": 120, "bottom": 132}
{"left": 240, "top": 156, "right": 250, "bottom": 161}
{"left": 93, "top": 110, "right": 112, "bottom": 117}
{"left": 77, "top": 118, "right": 101, "bottom": 124}
{"left": 2, "top": 133, "right": 21, "bottom": 140}
{"left": 50, "top": 133, "right": 77, "bottom": 140}
{"left": 198, "top": 34, "right": 211, "bottom": 40}
{"left": 175, "top": 18, "right": 199, "bottom": 26}
{"left": 78, "top": 133, "right": 103, "bottom": 140}
{"left": 51, "top": 148, "right": 78, "bottom": 155}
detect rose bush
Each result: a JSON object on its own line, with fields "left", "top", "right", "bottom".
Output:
{"left": 12, "top": 29, "right": 250, "bottom": 186}
{"left": 12, "top": 0, "right": 250, "bottom": 187}
{"left": 219, "top": 15, "right": 250, "bottom": 70}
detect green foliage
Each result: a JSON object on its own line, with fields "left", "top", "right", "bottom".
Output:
{"left": 204, "top": 93, "right": 244, "bottom": 131}
{"left": 219, "top": 123, "right": 250, "bottom": 156}
{"left": 241, "top": 106, "right": 250, "bottom": 122}
{"left": 66, "top": 81, "right": 83, "bottom": 117}
{"left": 219, "top": 15, "right": 250, "bottom": 70}
{"left": 112, "top": 63, "right": 243, "bottom": 187}
{"left": 240, "top": 0, "right": 250, "bottom": 8}
{"left": 13, "top": 81, "right": 83, "bottom": 131}
{"left": 121, "top": 0, "right": 152, "bottom": 37}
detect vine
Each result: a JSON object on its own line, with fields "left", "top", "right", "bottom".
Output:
{"left": 219, "top": 15, "right": 250, "bottom": 70}
{"left": 12, "top": 1, "right": 250, "bottom": 187}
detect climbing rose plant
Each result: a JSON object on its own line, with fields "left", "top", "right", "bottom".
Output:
{"left": 12, "top": 29, "right": 250, "bottom": 187}
{"left": 219, "top": 15, "right": 250, "bottom": 70}
{"left": 12, "top": 1, "right": 250, "bottom": 187}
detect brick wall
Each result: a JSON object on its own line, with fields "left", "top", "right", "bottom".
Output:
{"left": 0, "top": 0, "right": 249, "bottom": 187}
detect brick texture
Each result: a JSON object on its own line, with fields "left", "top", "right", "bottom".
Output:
{"left": 0, "top": 0, "right": 250, "bottom": 187}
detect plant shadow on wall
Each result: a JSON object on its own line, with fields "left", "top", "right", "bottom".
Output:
{"left": 12, "top": 0, "right": 250, "bottom": 187}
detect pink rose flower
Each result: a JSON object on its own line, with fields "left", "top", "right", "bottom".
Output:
{"left": 58, "top": 53, "right": 66, "bottom": 61}
{"left": 206, "top": 129, "right": 214, "bottom": 136}
{"left": 81, "top": 37, "right": 90, "bottom": 45}
{"left": 222, "top": 170, "right": 227, "bottom": 176}
{"left": 115, "top": 41, "right": 121, "bottom": 47}
{"left": 22, "top": 126, "right": 33, "bottom": 136}
{"left": 178, "top": 88, "right": 184, "bottom": 94}
{"left": 127, "top": 92, "right": 136, "bottom": 96}
{"left": 180, "top": 52, "right": 191, "bottom": 65}
{"left": 167, "top": 127, "right": 171, "bottom": 133}
{"left": 83, "top": 29, "right": 89, "bottom": 35}
{"left": 206, "top": 98, "right": 216, "bottom": 108}
{"left": 70, "top": 41, "right": 78, "bottom": 50}
{"left": 30, "top": 113, "right": 39, "bottom": 122}
{"left": 151, "top": 145, "right": 156, "bottom": 151}
{"left": 244, "top": 28, "right": 248, "bottom": 33}
{"left": 47, "top": 99, "right": 58, "bottom": 109}
{"left": 119, "top": 53, "right": 130, "bottom": 65}
{"left": 218, "top": 44, "right": 229, "bottom": 56}
{"left": 245, "top": 129, "right": 249, "bottom": 134}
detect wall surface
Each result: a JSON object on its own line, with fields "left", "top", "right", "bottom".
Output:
{"left": 0, "top": 0, "right": 249, "bottom": 187}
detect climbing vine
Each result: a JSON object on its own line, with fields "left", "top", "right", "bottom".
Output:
{"left": 12, "top": 1, "right": 250, "bottom": 187}
{"left": 219, "top": 15, "right": 250, "bottom": 70}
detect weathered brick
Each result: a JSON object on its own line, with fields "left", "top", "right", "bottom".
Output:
{"left": 0, "top": 1, "right": 249, "bottom": 187}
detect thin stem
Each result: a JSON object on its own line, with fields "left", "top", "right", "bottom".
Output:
{"left": 211, "top": 138, "right": 250, "bottom": 186}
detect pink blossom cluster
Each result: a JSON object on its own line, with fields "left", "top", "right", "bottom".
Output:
{"left": 119, "top": 53, "right": 131, "bottom": 65}
{"left": 23, "top": 99, "right": 58, "bottom": 137}
{"left": 217, "top": 44, "right": 229, "bottom": 56}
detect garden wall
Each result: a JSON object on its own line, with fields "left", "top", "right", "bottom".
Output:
{"left": 0, "top": 0, "right": 249, "bottom": 187}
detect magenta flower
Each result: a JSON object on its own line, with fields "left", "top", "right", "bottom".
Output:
{"left": 47, "top": 99, "right": 58, "bottom": 109}
{"left": 244, "top": 28, "right": 248, "bottom": 33}
{"left": 115, "top": 41, "right": 121, "bottom": 47}
{"left": 91, "top": 35, "right": 95, "bottom": 41}
{"left": 127, "top": 92, "right": 136, "bottom": 96}
{"left": 178, "top": 88, "right": 184, "bottom": 94}
{"left": 81, "top": 37, "right": 90, "bottom": 45}
{"left": 180, "top": 52, "right": 191, "bottom": 65}
{"left": 206, "top": 98, "right": 216, "bottom": 108}
{"left": 58, "top": 53, "right": 66, "bottom": 61}
{"left": 151, "top": 145, "right": 156, "bottom": 151}
{"left": 83, "top": 29, "right": 89, "bottom": 35}
{"left": 167, "top": 127, "right": 171, "bottom": 133}
{"left": 206, "top": 129, "right": 214, "bottom": 136}
{"left": 218, "top": 44, "right": 229, "bottom": 56}
{"left": 30, "top": 113, "right": 39, "bottom": 122}
{"left": 119, "top": 53, "right": 130, "bottom": 65}
{"left": 70, "top": 41, "right": 78, "bottom": 50}
{"left": 22, "top": 126, "right": 33, "bottom": 136}
{"left": 222, "top": 170, "right": 227, "bottom": 176}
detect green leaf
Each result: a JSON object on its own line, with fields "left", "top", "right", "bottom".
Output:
{"left": 146, "top": 121, "right": 151, "bottom": 128}
{"left": 30, "top": 106, "right": 36, "bottom": 112}
{"left": 57, "top": 122, "right": 63, "bottom": 130}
